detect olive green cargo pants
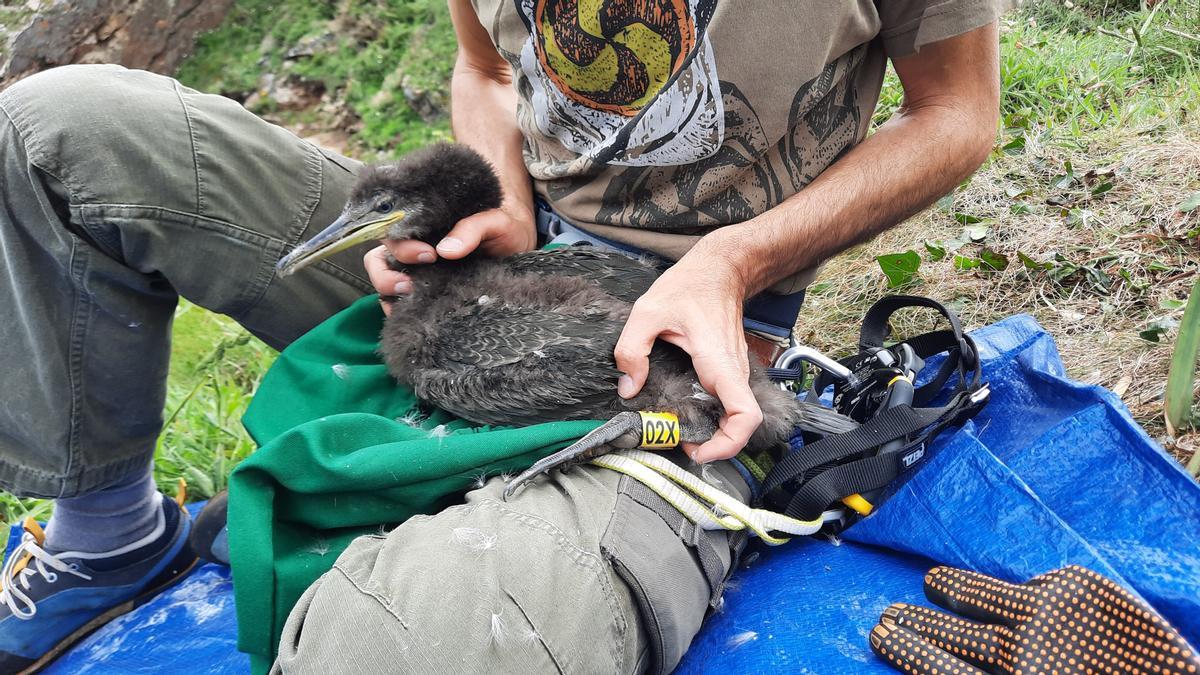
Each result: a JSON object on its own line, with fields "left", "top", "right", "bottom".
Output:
{"left": 0, "top": 65, "right": 746, "bottom": 673}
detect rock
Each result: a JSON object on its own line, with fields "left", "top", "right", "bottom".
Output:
{"left": 319, "top": 95, "right": 362, "bottom": 136}
{"left": 272, "top": 74, "right": 324, "bottom": 110}
{"left": 243, "top": 72, "right": 324, "bottom": 113}
{"left": 283, "top": 32, "right": 335, "bottom": 61}
{"left": 363, "top": 65, "right": 446, "bottom": 123}
{"left": 400, "top": 73, "right": 447, "bottom": 123}
{"left": 0, "top": 0, "right": 235, "bottom": 88}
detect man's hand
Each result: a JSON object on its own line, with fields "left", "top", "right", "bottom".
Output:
{"left": 365, "top": 201, "right": 535, "bottom": 316}
{"left": 364, "top": 0, "right": 537, "bottom": 314}
{"left": 368, "top": 0, "right": 537, "bottom": 316}
{"left": 614, "top": 233, "right": 763, "bottom": 463}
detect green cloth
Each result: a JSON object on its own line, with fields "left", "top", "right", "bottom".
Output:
{"left": 229, "top": 295, "right": 600, "bottom": 673}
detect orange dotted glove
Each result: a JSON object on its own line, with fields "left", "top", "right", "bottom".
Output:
{"left": 870, "top": 565, "right": 1200, "bottom": 675}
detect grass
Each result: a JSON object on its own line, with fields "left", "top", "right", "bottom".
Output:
{"left": 153, "top": 303, "right": 275, "bottom": 500}
{"left": 3, "top": 0, "right": 1199, "bottom": 540}
{"left": 0, "top": 304, "right": 273, "bottom": 544}
{"left": 820, "top": 0, "right": 1200, "bottom": 464}
{"left": 175, "top": 0, "right": 456, "bottom": 158}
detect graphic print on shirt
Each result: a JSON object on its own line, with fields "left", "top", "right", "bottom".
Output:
{"left": 516, "top": 0, "right": 722, "bottom": 166}
{"left": 592, "top": 48, "right": 865, "bottom": 229}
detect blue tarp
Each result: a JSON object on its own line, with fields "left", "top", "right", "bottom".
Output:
{"left": 17, "top": 314, "right": 1200, "bottom": 673}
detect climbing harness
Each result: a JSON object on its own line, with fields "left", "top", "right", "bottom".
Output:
{"left": 761, "top": 295, "right": 990, "bottom": 527}
{"left": 591, "top": 294, "right": 989, "bottom": 544}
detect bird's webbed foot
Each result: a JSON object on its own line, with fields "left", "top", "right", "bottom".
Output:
{"left": 503, "top": 411, "right": 651, "bottom": 498}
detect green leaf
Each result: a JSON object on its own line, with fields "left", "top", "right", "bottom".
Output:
{"left": 1160, "top": 298, "right": 1187, "bottom": 311}
{"left": 1085, "top": 267, "right": 1112, "bottom": 294}
{"left": 961, "top": 224, "right": 990, "bottom": 242}
{"left": 936, "top": 192, "right": 955, "bottom": 213}
{"left": 1053, "top": 160, "right": 1075, "bottom": 190}
{"left": 924, "top": 240, "right": 946, "bottom": 261}
{"left": 1010, "top": 203, "right": 1033, "bottom": 216}
{"left": 1004, "top": 186, "right": 1029, "bottom": 198}
{"left": 1119, "top": 268, "right": 1147, "bottom": 292}
{"left": 1004, "top": 110, "right": 1032, "bottom": 130}
{"left": 953, "top": 255, "right": 980, "bottom": 271}
{"left": 1180, "top": 192, "right": 1200, "bottom": 213}
{"left": 184, "top": 466, "right": 216, "bottom": 499}
{"left": 1148, "top": 260, "right": 1175, "bottom": 273}
{"left": 944, "top": 238, "right": 966, "bottom": 253}
{"left": 1017, "top": 251, "right": 1049, "bottom": 271}
{"left": 954, "top": 212, "right": 984, "bottom": 225}
{"left": 1002, "top": 136, "right": 1026, "bottom": 155}
{"left": 979, "top": 248, "right": 1010, "bottom": 271}
{"left": 1140, "top": 317, "right": 1178, "bottom": 343}
{"left": 1091, "top": 181, "right": 1114, "bottom": 196}
{"left": 876, "top": 250, "right": 921, "bottom": 288}
{"left": 1166, "top": 279, "right": 1200, "bottom": 445}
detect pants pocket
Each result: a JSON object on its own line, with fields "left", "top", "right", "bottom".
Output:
{"left": 600, "top": 476, "right": 745, "bottom": 675}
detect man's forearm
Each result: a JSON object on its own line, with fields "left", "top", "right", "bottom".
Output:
{"left": 703, "top": 25, "right": 1001, "bottom": 299}
{"left": 720, "top": 101, "right": 996, "bottom": 297}
{"left": 450, "top": 63, "right": 533, "bottom": 216}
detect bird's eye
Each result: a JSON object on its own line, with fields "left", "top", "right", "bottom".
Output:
{"left": 377, "top": 201, "right": 393, "bottom": 213}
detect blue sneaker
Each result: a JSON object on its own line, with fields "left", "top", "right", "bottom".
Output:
{"left": 0, "top": 493, "right": 197, "bottom": 674}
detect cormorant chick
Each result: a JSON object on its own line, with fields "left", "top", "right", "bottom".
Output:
{"left": 277, "top": 143, "right": 854, "bottom": 495}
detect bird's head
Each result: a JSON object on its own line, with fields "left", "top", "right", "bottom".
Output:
{"left": 276, "top": 143, "right": 503, "bottom": 276}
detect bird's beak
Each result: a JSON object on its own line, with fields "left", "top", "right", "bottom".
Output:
{"left": 275, "top": 210, "right": 407, "bottom": 276}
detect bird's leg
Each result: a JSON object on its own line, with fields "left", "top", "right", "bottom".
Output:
{"left": 503, "top": 412, "right": 650, "bottom": 498}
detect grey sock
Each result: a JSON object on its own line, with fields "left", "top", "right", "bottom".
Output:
{"left": 45, "top": 466, "right": 161, "bottom": 554}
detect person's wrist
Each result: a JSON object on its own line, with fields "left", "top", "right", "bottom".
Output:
{"left": 499, "top": 177, "right": 536, "bottom": 223}
{"left": 504, "top": 198, "right": 534, "bottom": 227}
{"left": 687, "top": 226, "right": 759, "bottom": 300}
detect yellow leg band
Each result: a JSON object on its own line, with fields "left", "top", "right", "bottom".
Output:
{"left": 638, "top": 411, "right": 680, "bottom": 449}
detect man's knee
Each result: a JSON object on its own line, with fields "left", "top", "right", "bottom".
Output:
{"left": 276, "top": 531, "right": 568, "bottom": 674}
{"left": 0, "top": 64, "right": 141, "bottom": 145}
{"left": 0, "top": 64, "right": 199, "bottom": 209}
{"left": 277, "top": 497, "right": 646, "bottom": 673}
{"left": 3, "top": 63, "right": 123, "bottom": 104}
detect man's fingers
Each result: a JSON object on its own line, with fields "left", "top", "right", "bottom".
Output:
{"left": 924, "top": 566, "right": 1036, "bottom": 626}
{"left": 691, "top": 360, "right": 761, "bottom": 463}
{"left": 384, "top": 239, "right": 438, "bottom": 265}
{"left": 613, "top": 308, "right": 659, "bottom": 399}
{"left": 437, "top": 209, "right": 508, "bottom": 259}
{"left": 364, "top": 245, "right": 413, "bottom": 297}
{"left": 691, "top": 402, "right": 762, "bottom": 462}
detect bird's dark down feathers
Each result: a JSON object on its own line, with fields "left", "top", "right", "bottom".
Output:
{"left": 343, "top": 143, "right": 833, "bottom": 455}
{"left": 504, "top": 247, "right": 666, "bottom": 303}
{"left": 355, "top": 144, "right": 503, "bottom": 245}
{"left": 380, "top": 246, "right": 806, "bottom": 448}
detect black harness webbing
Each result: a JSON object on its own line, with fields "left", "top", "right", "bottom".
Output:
{"left": 762, "top": 295, "right": 989, "bottom": 523}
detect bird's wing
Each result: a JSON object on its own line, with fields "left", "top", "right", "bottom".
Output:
{"left": 413, "top": 304, "right": 623, "bottom": 426}
{"left": 505, "top": 248, "right": 664, "bottom": 303}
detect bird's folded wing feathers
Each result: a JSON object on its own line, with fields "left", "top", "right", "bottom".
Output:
{"left": 412, "top": 304, "right": 624, "bottom": 426}
{"left": 505, "top": 248, "right": 663, "bottom": 303}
